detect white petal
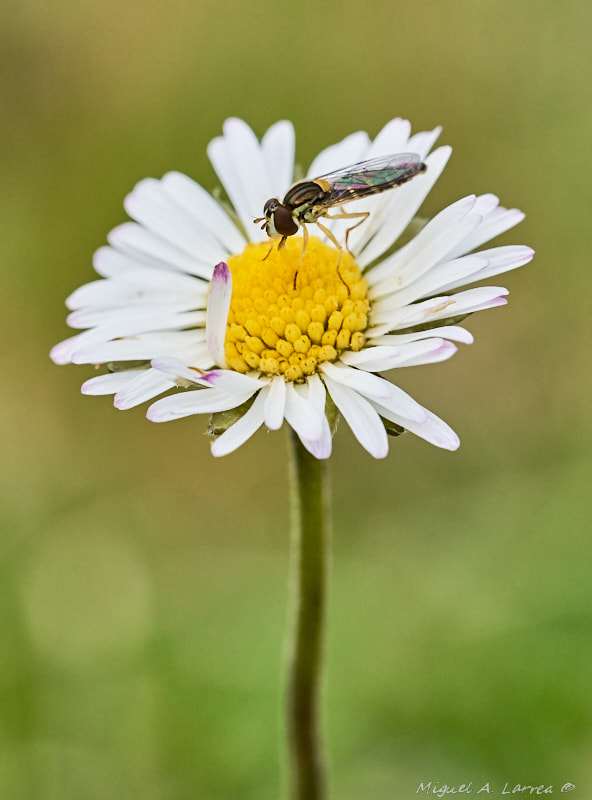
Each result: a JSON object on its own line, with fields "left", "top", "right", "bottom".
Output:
{"left": 341, "top": 339, "right": 457, "bottom": 371}
{"left": 147, "top": 386, "right": 248, "bottom": 421}
{"left": 406, "top": 126, "right": 443, "bottom": 158}
{"left": 71, "top": 331, "right": 200, "bottom": 363}
{"left": 284, "top": 382, "right": 324, "bottom": 442}
{"left": 53, "top": 321, "right": 207, "bottom": 365}
{"left": 261, "top": 120, "right": 295, "bottom": 196}
{"left": 114, "top": 369, "right": 177, "bottom": 409}
{"left": 124, "top": 179, "right": 227, "bottom": 267}
{"left": 368, "top": 118, "right": 412, "bottom": 156}
{"left": 411, "top": 246, "right": 533, "bottom": 298}
{"left": 461, "top": 245, "right": 534, "bottom": 284}
{"left": 81, "top": 370, "right": 145, "bottom": 395}
{"left": 72, "top": 286, "right": 205, "bottom": 315}
{"left": 388, "top": 339, "right": 457, "bottom": 368}
{"left": 367, "top": 194, "right": 480, "bottom": 295}
{"left": 93, "top": 246, "right": 138, "bottom": 278}
{"left": 107, "top": 222, "right": 214, "bottom": 279}
{"left": 371, "top": 254, "right": 489, "bottom": 312}
{"left": 196, "top": 368, "right": 265, "bottom": 396}
{"left": 293, "top": 375, "right": 332, "bottom": 459}
{"left": 67, "top": 268, "right": 207, "bottom": 311}
{"left": 369, "top": 287, "right": 509, "bottom": 336}
{"left": 322, "top": 361, "right": 426, "bottom": 422}
{"left": 150, "top": 358, "right": 264, "bottom": 404}
{"left": 50, "top": 332, "right": 91, "bottom": 365}
{"left": 67, "top": 305, "right": 205, "bottom": 330}
{"left": 306, "top": 131, "right": 371, "bottom": 179}
{"left": 208, "top": 118, "right": 273, "bottom": 243}
{"left": 206, "top": 262, "right": 232, "bottom": 367}
{"left": 93, "top": 242, "right": 207, "bottom": 281}
{"left": 446, "top": 202, "right": 526, "bottom": 259}
{"left": 263, "top": 376, "right": 286, "bottom": 430}
{"left": 298, "top": 427, "right": 332, "bottom": 460}
{"left": 372, "top": 399, "right": 460, "bottom": 451}
{"left": 160, "top": 171, "right": 246, "bottom": 253}
{"left": 150, "top": 356, "right": 216, "bottom": 387}
{"left": 320, "top": 361, "right": 391, "bottom": 400}
{"left": 339, "top": 345, "right": 402, "bottom": 371}
{"left": 370, "top": 325, "right": 474, "bottom": 346}
{"left": 472, "top": 193, "right": 501, "bottom": 216}
{"left": 323, "top": 376, "right": 388, "bottom": 458}
{"left": 70, "top": 309, "right": 205, "bottom": 337}
{"left": 210, "top": 389, "right": 267, "bottom": 457}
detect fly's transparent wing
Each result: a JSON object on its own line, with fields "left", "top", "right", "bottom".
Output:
{"left": 314, "top": 153, "right": 426, "bottom": 209}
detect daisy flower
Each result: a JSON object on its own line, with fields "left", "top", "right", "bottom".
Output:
{"left": 51, "top": 117, "right": 533, "bottom": 459}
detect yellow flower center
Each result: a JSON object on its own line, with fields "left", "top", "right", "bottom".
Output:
{"left": 225, "top": 236, "right": 369, "bottom": 382}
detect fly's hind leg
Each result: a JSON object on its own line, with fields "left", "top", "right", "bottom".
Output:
{"left": 315, "top": 220, "right": 346, "bottom": 289}
{"left": 325, "top": 209, "right": 370, "bottom": 254}
{"left": 315, "top": 216, "right": 366, "bottom": 294}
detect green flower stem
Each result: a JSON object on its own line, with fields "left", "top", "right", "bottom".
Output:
{"left": 286, "top": 430, "right": 329, "bottom": 800}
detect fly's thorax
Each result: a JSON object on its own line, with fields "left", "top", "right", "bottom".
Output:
{"left": 282, "top": 180, "right": 330, "bottom": 222}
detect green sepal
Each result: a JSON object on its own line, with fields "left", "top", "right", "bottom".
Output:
{"left": 325, "top": 394, "right": 340, "bottom": 438}
{"left": 206, "top": 396, "right": 255, "bottom": 438}
{"left": 380, "top": 417, "right": 406, "bottom": 437}
{"left": 107, "top": 360, "right": 150, "bottom": 372}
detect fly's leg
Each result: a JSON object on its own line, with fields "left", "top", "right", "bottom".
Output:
{"left": 324, "top": 209, "right": 370, "bottom": 254}
{"left": 262, "top": 240, "right": 275, "bottom": 261}
{"left": 315, "top": 219, "right": 351, "bottom": 293}
{"left": 292, "top": 224, "right": 309, "bottom": 289}
{"left": 262, "top": 235, "right": 287, "bottom": 261}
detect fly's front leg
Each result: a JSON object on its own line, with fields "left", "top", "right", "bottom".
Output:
{"left": 262, "top": 235, "right": 288, "bottom": 261}
{"left": 262, "top": 240, "right": 275, "bottom": 261}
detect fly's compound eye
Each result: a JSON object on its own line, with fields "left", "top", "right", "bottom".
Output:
{"left": 272, "top": 205, "right": 299, "bottom": 237}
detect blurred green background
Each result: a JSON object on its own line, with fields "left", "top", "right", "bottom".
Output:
{"left": 1, "top": 0, "right": 591, "bottom": 797}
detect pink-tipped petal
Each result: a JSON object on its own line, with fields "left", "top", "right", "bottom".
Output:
{"left": 197, "top": 369, "right": 263, "bottom": 396}
{"left": 206, "top": 262, "right": 232, "bottom": 368}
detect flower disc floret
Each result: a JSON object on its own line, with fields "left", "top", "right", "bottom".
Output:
{"left": 225, "top": 237, "right": 369, "bottom": 382}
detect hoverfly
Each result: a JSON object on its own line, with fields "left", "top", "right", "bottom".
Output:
{"left": 255, "top": 153, "right": 427, "bottom": 283}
